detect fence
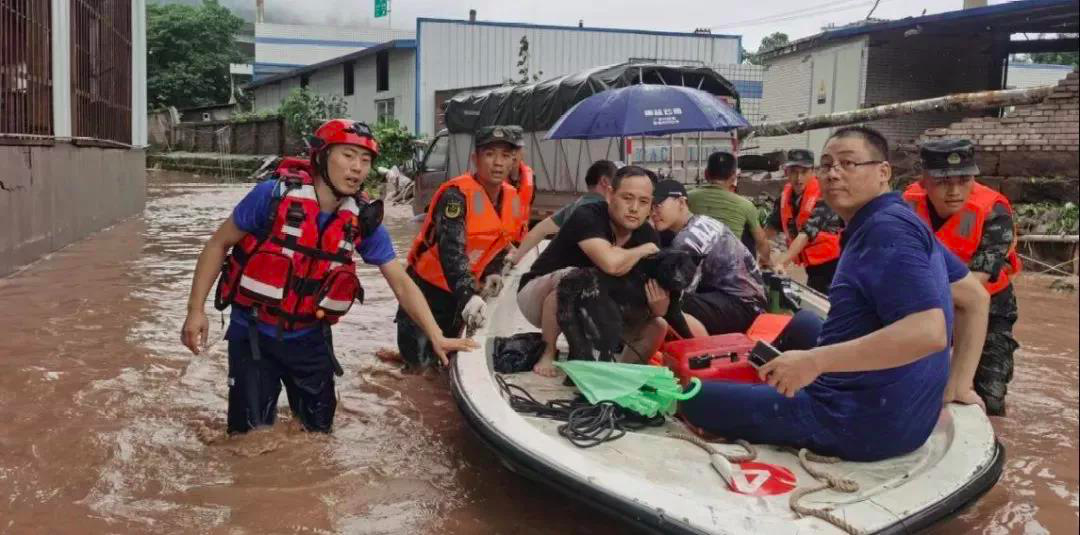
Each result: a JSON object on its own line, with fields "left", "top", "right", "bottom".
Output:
{"left": 0, "top": 0, "right": 53, "bottom": 137}
{"left": 170, "top": 116, "right": 304, "bottom": 155}
{"left": 71, "top": 0, "right": 132, "bottom": 145}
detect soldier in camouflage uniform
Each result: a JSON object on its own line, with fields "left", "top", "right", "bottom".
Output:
{"left": 398, "top": 126, "right": 524, "bottom": 369}
{"left": 904, "top": 139, "right": 1022, "bottom": 416}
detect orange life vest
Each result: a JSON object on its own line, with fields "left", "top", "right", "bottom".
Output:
{"left": 779, "top": 177, "right": 842, "bottom": 266}
{"left": 903, "top": 181, "right": 1022, "bottom": 295}
{"left": 408, "top": 174, "right": 523, "bottom": 292}
{"left": 514, "top": 162, "right": 535, "bottom": 241}
{"left": 214, "top": 158, "right": 363, "bottom": 331}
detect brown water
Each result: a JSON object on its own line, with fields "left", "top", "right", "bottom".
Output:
{"left": 0, "top": 176, "right": 1076, "bottom": 534}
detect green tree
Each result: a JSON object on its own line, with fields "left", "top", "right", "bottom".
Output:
{"left": 278, "top": 88, "right": 349, "bottom": 142}
{"left": 146, "top": 0, "right": 244, "bottom": 109}
{"left": 372, "top": 119, "right": 419, "bottom": 172}
{"left": 746, "top": 32, "right": 790, "bottom": 65}
{"left": 1030, "top": 51, "right": 1079, "bottom": 68}
{"left": 507, "top": 36, "right": 543, "bottom": 85}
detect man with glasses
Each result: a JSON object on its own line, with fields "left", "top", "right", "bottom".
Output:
{"left": 903, "top": 139, "right": 1021, "bottom": 416}
{"left": 681, "top": 126, "right": 978, "bottom": 461}
{"left": 764, "top": 149, "right": 844, "bottom": 294}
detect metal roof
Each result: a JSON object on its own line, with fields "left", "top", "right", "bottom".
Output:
{"left": 244, "top": 39, "right": 416, "bottom": 90}
{"left": 760, "top": 0, "right": 1079, "bottom": 61}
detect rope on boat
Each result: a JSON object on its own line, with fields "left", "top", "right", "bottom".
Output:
{"left": 789, "top": 448, "right": 862, "bottom": 535}
{"left": 495, "top": 373, "right": 665, "bottom": 448}
{"left": 668, "top": 431, "right": 756, "bottom": 463}
{"left": 671, "top": 428, "right": 862, "bottom": 535}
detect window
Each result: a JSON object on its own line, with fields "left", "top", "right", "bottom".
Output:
{"left": 300, "top": 74, "right": 309, "bottom": 89}
{"left": 0, "top": 0, "right": 53, "bottom": 137}
{"left": 71, "top": 0, "right": 131, "bottom": 144}
{"left": 376, "top": 50, "right": 389, "bottom": 92}
{"left": 376, "top": 98, "right": 395, "bottom": 124}
{"left": 343, "top": 61, "right": 354, "bottom": 96}
{"left": 422, "top": 135, "right": 448, "bottom": 172}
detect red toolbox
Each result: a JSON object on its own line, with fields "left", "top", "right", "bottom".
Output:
{"left": 746, "top": 313, "right": 792, "bottom": 344}
{"left": 661, "top": 333, "right": 762, "bottom": 386}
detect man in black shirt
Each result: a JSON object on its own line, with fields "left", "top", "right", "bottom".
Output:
{"left": 517, "top": 166, "right": 661, "bottom": 376}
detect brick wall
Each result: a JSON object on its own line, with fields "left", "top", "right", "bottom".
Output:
{"left": 923, "top": 70, "right": 1078, "bottom": 176}
{"left": 864, "top": 34, "right": 994, "bottom": 145}
{"left": 919, "top": 70, "right": 1079, "bottom": 203}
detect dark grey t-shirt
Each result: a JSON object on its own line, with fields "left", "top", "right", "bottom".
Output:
{"left": 671, "top": 215, "right": 766, "bottom": 308}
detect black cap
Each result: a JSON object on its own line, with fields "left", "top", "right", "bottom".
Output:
{"left": 920, "top": 139, "right": 979, "bottom": 177}
{"left": 653, "top": 179, "right": 687, "bottom": 204}
{"left": 783, "top": 149, "right": 815, "bottom": 169}
{"left": 706, "top": 151, "right": 737, "bottom": 179}
{"left": 475, "top": 125, "right": 524, "bottom": 149}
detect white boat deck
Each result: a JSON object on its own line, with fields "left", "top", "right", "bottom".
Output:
{"left": 451, "top": 246, "right": 1001, "bottom": 534}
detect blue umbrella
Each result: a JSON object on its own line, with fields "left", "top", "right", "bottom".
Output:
{"left": 544, "top": 84, "right": 749, "bottom": 140}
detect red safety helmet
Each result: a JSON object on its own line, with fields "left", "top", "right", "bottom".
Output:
{"left": 310, "top": 119, "right": 379, "bottom": 158}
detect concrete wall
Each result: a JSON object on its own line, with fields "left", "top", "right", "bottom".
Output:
{"left": 251, "top": 48, "right": 416, "bottom": 128}
{"left": 0, "top": 144, "right": 146, "bottom": 277}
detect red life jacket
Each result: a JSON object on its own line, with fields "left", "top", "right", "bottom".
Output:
{"left": 514, "top": 162, "right": 535, "bottom": 241}
{"left": 903, "top": 181, "right": 1022, "bottom": 295}
{"left": 408, "top": 174, "right": 522, "bottom": 292}
{"left": 214, "top": 158, "right": 363, "bottom": 331}
{"left": 779, "top": 177, "right": 842, "bottom": 266}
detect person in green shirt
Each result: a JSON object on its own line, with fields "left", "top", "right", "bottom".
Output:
{"left": 687, "top": 151, "right": 772, "bottom": 267}
{"left": 509, "top": 159, "right": 618, "bottom": 265}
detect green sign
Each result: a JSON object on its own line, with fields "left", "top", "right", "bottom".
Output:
{"left": 374, "top": 0, "right": 388, "bottom": 18}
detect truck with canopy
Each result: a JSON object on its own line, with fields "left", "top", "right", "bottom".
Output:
{"left": 409, "top": 61, "right": 744, "bottom": 219}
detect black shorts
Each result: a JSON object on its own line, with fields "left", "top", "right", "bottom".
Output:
{"left": 805, "top": 259, "right": 839, "bottom": 295}
{"left": 680, "top": 291, "right": 760, "bottom": 335}
{"left": 396, "top": 270, "right": 461, "bottom": 368}
{"left": 225, "top": 326, "right": 336, "bottom": 434}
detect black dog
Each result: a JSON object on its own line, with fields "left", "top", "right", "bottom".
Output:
{"left": 556, "top": 249, "right": 700, "bottom": 363}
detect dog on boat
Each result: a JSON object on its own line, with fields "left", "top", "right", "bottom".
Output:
{"left": 556, "top": 249, "right": 700, "bottom": 363}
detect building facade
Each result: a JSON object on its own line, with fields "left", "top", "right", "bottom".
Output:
{"left": 254, "top": 22, "right": 414, "bottom": 80}
{"left": 1, "top": 0, "right": 148, "bottom": 276}
{"left": 753, "top": 0, "right": 1078, "bottom": 154}
{"left": 248, "top": 18, "right": 751, "bottom": 138}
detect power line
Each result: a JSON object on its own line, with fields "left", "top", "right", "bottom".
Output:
{"left": 711, "top": 0, "right": 900, "bottom": 31}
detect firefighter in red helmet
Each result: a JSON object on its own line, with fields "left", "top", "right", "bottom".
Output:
{"left": 180, "top": 119, "right": 475, "bottom": 434}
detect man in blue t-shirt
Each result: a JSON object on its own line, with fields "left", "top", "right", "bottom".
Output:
{"left": 180, "top": 119, "right": 475, "bottom": 434}
{"left": 681, "top": 126, "right": 990, "bottom": 461}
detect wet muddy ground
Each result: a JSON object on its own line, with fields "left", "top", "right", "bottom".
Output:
{"left": 1, "top": 175, "right": 1076, "bottom": 534}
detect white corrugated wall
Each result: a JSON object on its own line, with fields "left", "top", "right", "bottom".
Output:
{"left": 415, "top": 20, "right": 741, "bottom": 136}
{"left": 1006, "top": 63, "right": 1074, "bottom": 89}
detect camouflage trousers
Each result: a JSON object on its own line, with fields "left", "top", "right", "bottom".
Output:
{"left": 395, "top": 271, "right": 462, "bottom": 369}
{"left": 974, "top": 285, "right": 1019, "bottom": 416}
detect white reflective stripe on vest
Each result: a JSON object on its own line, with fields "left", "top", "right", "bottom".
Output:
{"left": 282, "top": 225, "right": 303, "bottom": 237}
{"left": 339, "top": 197, "right": 360, "bottom": 215}
{"left": 319, "top": 296, "right": 352, "bottom": 312}
{"left": 284, "top": 184, "right": 318, "bottom": 201}
{"left": 281, "top": 247, "right": 295, "bottom": 258}
{"left": 338, "top": 240, "right": 354, "bottom": 253}
{"left": 240, "top": 274, "right": 284, "bottom": 300}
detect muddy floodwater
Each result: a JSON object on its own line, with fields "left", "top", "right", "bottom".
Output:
{"left": 1, "top": 175, "right": 1077, "bottom": 534}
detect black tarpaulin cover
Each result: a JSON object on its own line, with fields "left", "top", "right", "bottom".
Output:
{"left": 443, "top": 62, "right": 741, "bottom": 134}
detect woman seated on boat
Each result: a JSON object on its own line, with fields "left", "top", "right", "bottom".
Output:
{"left": 681, "top": 127, "right": 972, "bottom": 462}
{"left": 649, "top": 180, "right": 767, "bottom": 337}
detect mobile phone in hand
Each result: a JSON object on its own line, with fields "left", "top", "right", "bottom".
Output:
{"left": 748, "top": 341, "right": 781, "bottom": 369}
